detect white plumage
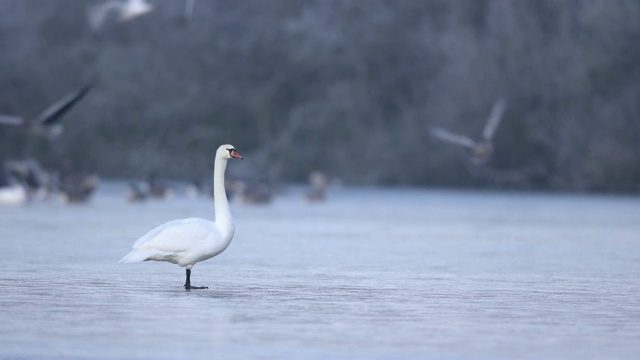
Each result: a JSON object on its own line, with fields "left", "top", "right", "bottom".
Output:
{"left": 0, "top": 184, "right": 28, "bottom": 206}
{"left": 88, "top": 0, "right": 154, "bottom": 30}
{"left": 119, "top": 144, "right": 243, "bottom": 289}
{"left": 120, "top": 218, "right": 227, "bottom": 266}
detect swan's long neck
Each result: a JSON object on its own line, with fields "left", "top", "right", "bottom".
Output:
{"left": 213, "top": 156, "right": 234, "bottom": 237}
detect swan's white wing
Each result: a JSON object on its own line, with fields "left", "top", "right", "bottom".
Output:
{"left": 132, "top": 218, "right": 215, "bottom": 253}
{"left": 430, "top": 127, "right": 476, "bottom": 148}
{"left": 0, "top": 114, "right": 25, "bottom": 127}
{"left": 482, "top": 97, "right": 507, "bottom": 141}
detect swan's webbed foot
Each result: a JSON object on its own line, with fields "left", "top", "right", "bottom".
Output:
{"left": 184, "top": 268, "right": 208, "bottom": 290}
{"left": 184, "top": 284, "right": 209, "bottom": 290}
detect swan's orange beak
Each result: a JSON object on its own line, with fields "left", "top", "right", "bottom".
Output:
{"left": 230, "top": 150, "right": 243, "bottom": 160}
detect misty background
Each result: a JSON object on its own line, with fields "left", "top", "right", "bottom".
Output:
{"left": 1, "top": 0, "right": 639, "bottom": 192}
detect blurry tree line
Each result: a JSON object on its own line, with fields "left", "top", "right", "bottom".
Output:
{"left": 0, "top": 0, "right": 639, "bottom": 192}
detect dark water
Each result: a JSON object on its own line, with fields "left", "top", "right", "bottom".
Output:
{"left": 1, "top": 185, "right": 639, "bottom": 359}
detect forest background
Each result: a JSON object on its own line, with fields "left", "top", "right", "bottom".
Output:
{"left": 1, "top": 0, "right": 639, "bottom": 192}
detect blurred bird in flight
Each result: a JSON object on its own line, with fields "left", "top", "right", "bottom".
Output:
{"left": 430, "top": 97, "right": 507, "bottom": 165}
{"left": 88, "top": 0, "right": 154, "bottom": 30}
{"left": 0, "top": 84, "right": 92, "bottom": 139}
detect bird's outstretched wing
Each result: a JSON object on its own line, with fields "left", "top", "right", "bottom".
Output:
{"left": 34, "top": 84, "right": 92, "bottom": 126}
{"left": 430, "top": 127, "right": 476, "bottom": 148}
{"left": 88, "top": 0, "right": 121, "bottom": 30}
{"left": 0, "top": 114, "right": 25, "bottom": 127}
{"left": 184, "top": 0, "right": 197, "bottom": 22}
{"left": 482, "top": 97, "right": 507, "bottom": 141}
{"left": 120, "top": 0, "right": 154, "bottom": 21}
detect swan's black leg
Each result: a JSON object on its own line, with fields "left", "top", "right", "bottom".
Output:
{"left": 184, "top": 268, "right": 208, "bottom": 290}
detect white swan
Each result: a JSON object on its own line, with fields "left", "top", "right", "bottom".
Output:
{"left": 119, "top": 144, "right": 243, "bottom": 289}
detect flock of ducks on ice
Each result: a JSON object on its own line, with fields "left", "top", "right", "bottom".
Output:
{"left": 1, "top": 0, "right": 509, "bottom": 207}
{"left": 0, "top": 156, "right": 333, "bottom": 207}
{"left": 124, "top": 171, "right": 332, "bottom": 205}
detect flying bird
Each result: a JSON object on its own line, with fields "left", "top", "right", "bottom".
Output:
{"left": 88, "top": 0, "right": 154, "bottom": 30}
{"left": 430, "top": 97, "right": 507, "bottom": 165}
{"left": 120, "top": 145, "right": 244, "bottom": 290}
{"left": 0, "top": 84, "right": 92, "bottom": 139}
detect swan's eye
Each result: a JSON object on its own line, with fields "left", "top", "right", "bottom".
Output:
{"left": 226, "top": 148, "right": 243, "bottom": 159}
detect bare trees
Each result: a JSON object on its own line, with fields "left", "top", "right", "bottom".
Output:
{"left": 0, "top": 0, "right": 639, "bottom": 191}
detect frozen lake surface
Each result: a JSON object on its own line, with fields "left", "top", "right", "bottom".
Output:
{"left": 1, "top": 184, "right": 639, "bottom": 359}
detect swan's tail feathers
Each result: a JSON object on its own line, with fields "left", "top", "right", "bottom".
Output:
{"left": 119, "top": 250, "right": 153, "bottom": 264}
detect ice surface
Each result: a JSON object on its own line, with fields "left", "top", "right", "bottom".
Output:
{"left": 1, "top": 183, "right": 639, "bottom": 359}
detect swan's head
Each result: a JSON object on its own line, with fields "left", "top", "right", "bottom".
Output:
{"left": 217, "top": 144, "right": 243, "bottom": 160}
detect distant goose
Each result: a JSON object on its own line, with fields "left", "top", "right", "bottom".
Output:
{"left": 0, "top": 84, "right": 92, "bottom": 139}
{"left": 304, "top": 188, "right": 325, "bottom": 202}
{"left": 4, "top": 159, "right": 54, "bottom": 200}
{"left": 430, "top": 97, "right": 507, "bottom": 165}
{"left": 120, "top": 144, "right": 243, "bottom": 289}
{"left": 304, "top": 171, "right": 329, "bottom": 203}
{"left": 236, "top": 180, "right": 274, "bottom": 205}
{"left": 88, "top": 0, "right": 154, "bottom": 30}
{"left": 0, "top": 169, "right": 28, "bottom": 206}
{"left": 5, "top": 159, "right": 44, "bottom": 195}
{"left": 0, "top": 183, "right": 28, "bottom": 206}
{"left": 144, "top": 175, "right": 173, "bottom": 199}
{"left": 126, "top": 181, "right": 149, "bottom": 202}
{"left": 58, "top": 170, "right": 99, "bottom": 204}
